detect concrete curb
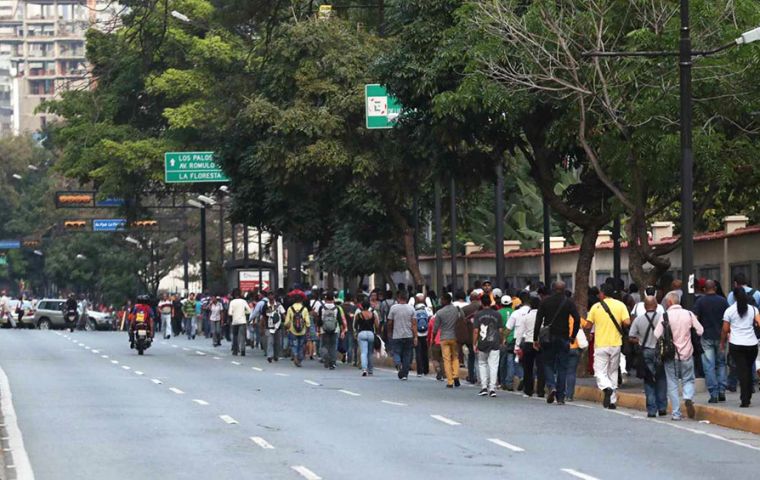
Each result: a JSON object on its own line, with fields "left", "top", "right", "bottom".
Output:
{"left": 573, "top": 385, "right": 760, "bottom": 435}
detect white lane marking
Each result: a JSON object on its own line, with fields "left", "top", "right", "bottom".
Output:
{"left": 169, "top": 387, "right": 185, "bottom": 395}
{"left": 195, "top": 351, "right": 206, "bottom": 356}
{"left": 84, "top": 347, "right": 91, "bottom": 350}
{"left": 250, "top": 436, "right": 275, "bottom": 449}
{"left": 219, "top": 415, "right": 238, "bottom": 425}
{"left": 101, "top": 355, "right": 109, "bottom": 359}
{"left": 213, "top": 356, "right": 221, "bottom": 360}
{"left": 151, "top": 379, "right": 163, "bottom": 385}
{"left": 172, "top": 344, "right": 178, "bottom": 348}
{"left": 275, "top": 373, "right": 289, "bottom": 377}
{"left": 304, "top": 380, "right": 320, "bottom": 386}
{"left": 561, "top": 468, "right": 601, "bottom": 480}
{"left": 431, "top": 414, "right": 460, "bottom": 426}
{"left": 488, "top": 438, "right": 525, "bottom": 452}
{"left": 569, "top": 403, "right": 593, "bottom": 409}
{"left": 0, "top": 366, "right": 35, "bottom": 480}
{"left": 134, "top": 371, "right": 144, "bottom": 376}
{"left": 339, "top": 389, "right": 360, "bottom": 397}
{"left": 652, "top": 419, "right": 760, "bottom": 452}
{"left": 291, "top": 466, "right": 321, "bottom": 480}
{"left": 251, "top": 367, "right": 263, "bottom": 372}
{"left": 381, "top": 400, "right": 407, "bottom": 406}
{"left": 231, "top": 361, "right": 241, "bottom": 366}
{"left": 182, "top": 347, "right": 190, "bottom": 351}
{"left": 91, "top": 349, "right": 99, "bottom": 354}
{"left": 192, "top": 399, "right": 209, "bottom": 406}
{"left": 121, "top": 366, "right": 131, "bottom": 370}
{"left": 77, "top": 343, "right": 84, "bottom": 346}
{"left": 111, "top": 360, "right": 119, "bottom": 365}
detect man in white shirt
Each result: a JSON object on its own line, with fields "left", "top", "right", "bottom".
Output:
{"left": 0, "top": 290, "right": 9, "bottom": 324}
{"left": 228, "top": 289, "right": 252, "bottom": 356}
{"left": 505, "top": 292, "right": 542, "bottom": 397}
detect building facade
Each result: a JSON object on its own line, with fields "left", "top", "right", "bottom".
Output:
{"left": 0, "top": 0, "right": 119, "bottom": 134}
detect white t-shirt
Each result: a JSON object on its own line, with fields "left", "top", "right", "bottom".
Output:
{"left": 209, "top": 303, "right": 223, "bottom": 322}
{"left": 631, "top": 302, "right": 664, "bottom": 319}
{"left": 723, "top": 304, "right": 759, "bottom": 346}
{"left": 0, "top": 295, "right": 9, "bottom": 313}
{"left": 510, "top": 306, "right": 536, "bottom": 345}
{"left": 228, "top": 298, "right": 251, "bottom": 325}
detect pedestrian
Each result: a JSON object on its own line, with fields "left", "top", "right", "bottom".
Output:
{"left": 182, "top": 293, "right": 197, "bottom": 340}
{"left": 379, "top": 290, "right": 397, "bottom": 367}
{"left": 654, "top": 292, "right": 704, "bottom": 420}
{"left": 432, "top": 293, "right": 464, "bottom": 388}
{"left": 565, "top": 311, "right": 585, "bottom": 402}
{"left": 694, "top": 279, "right": 729, "bottom": 403}
{"left": 533, "top": 280, "right": 580, "bottom": 405}
{"left": 250, "top": 293, "right": 267, "bottom": 349}
{"left": 497, "top": 295, "right": 517, "bottom": 390}
{"left": 308, "top": 287, "right": 324, "bottom": 361}
{"left": 261, "top": 290, "right": 285, "bottom": 362}
{"left": 413, "top": 293, "right": 431, "bottom": 377}
{"left": 726, "top": 273, "right": 760, "bottom": 306}
{"left": 354, "top": 299, "right": 379, "bottom": 376}
{"left": 316, "top": 292, "right": 346, "bottom": 370}
{"left": 628, "top": 296, "right": 667, "bottom": 417}
{"left": 387, "top": 290, "right": 417, "bottom": 380}
{"left": 342, "top": 293, "right": 359, "bottom": 366}
{"left": 473, "top": 295, "right": 503, "bottom": 397}
{"left": 171, "top": 294, "right": 183, "bottom": 336}
{"left": 585, "top": 283, "right": 630, "bottom": 410}
{"left": 513, "top": 294, "right": 543, "bottom": 397}
{"left": 228, "top": 288, "right": 251, "bottom": 356}
{"left": 284, "top": 291, "right": 311, "bottom": 367}
{"left": 158, "top": 293, "right": 173, "bottom": 339}
{"left": 428, "top": 311, "right": 444, "bottom": 381}
{"left": 208, "top": 296, "right": 224, "bottom": 347}
{"left": 454, "top": 289, "right": 480, "bottom": 385}
{"left": 720, "top": 287, "right": 760, "bottom": 408}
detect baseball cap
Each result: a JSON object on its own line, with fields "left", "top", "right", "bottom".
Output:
{"left": 501, "top": 295, "right": 512, "bottom": 306}
{"left": 493, "top": 288, "right": 503, "bottom": 299}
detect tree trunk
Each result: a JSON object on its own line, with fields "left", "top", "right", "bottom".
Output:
{"left": 573, "top": 227, "right": 599, "bottom": 317}
{"left": 403, "top": 226, "right": 425, "bottom": 289}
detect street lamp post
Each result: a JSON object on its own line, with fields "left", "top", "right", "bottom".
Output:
{"left": 495, "top": 160, "right": 505, "bottom": 290}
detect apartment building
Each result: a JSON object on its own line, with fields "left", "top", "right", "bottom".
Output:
{"left": 0, "top": 0, "right": 120, "bottom": 134}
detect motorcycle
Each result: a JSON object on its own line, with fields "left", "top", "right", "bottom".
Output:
{"left": 64, "top": 309, "right": 78, "bottom": 333}
{"left": 133, "top": 321, "right": 152, "bottom": 355}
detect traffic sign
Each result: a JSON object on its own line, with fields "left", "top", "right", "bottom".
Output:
{"left": 0, "top": 255, "right": 6, "bottom": 266}
{"left": 93, "top": 219, "right": 127, "bottom": 232}
{"left": 365, "top": 84, "right": 402, "bottom": 129}
{"left": 164, "top": 152, "right": 230, "bottom": 184}
{"left": 95, "top": 197, "right": 125, "bottom": 207}
{"left": 0, "top": 240, "right": 20, "bottom": 249}
{"left": 319, "top": 4, "right": 332, "bottom": 19}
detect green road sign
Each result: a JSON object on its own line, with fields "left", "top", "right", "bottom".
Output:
{"left": 164, "top": 152, "right": 230, "bottom": 184}
{"left": 365, "top": 84, "right": 402, "bottom": 129}
{"left": 0, "top": 255, "right": 6, "bottom": 266}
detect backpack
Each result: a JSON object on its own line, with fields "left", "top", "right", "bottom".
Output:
{"left": 748, "top": 289, "right": 758, "bottom": 307}
{"left": 291, "top": 306, "right": 307, "bottom": 334}
{"left": 320, "top": 304, "right": 339, "bottom": 334}
{"left": 415, "top": 307, "right": 429, "bottom": 334}
{"left": 656, "top": 312, "right": 677, "bottom": 365}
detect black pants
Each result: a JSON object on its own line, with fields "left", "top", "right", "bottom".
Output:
{"left": 730, "top": 343, "right": 759, "bottom": 406}
{"left": 232, "top": 324, "right": 247, "bottom": 355}
{"left": 416, "top": 335, "right": 429, "bottom": 375}
{"left": 520, "top": 342, "right": 545, "bottom": 396}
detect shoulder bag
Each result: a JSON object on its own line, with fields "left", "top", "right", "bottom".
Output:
{"left": 539, "top": 297, "right": 568, "bottom": 345}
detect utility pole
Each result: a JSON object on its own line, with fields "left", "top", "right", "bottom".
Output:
{"left": 679, "top": 0, "right": 695, "bottom": 309}
{"left": 613, "top": 216, "right": 622, "bottom": 284}
{"left": 449, "top": 176, "right": 457, "bottom": 291}
{"left": 200, "top": 207, "right": 208, "bottom": 293}
{"left": 543, "top": 199, "right": 551, "bottom": 286}
{"left": 434, "top": 178, "right": 444, "bottom": 295}
{"left": 495, "top": 160, "right": 505, "bottom": 290}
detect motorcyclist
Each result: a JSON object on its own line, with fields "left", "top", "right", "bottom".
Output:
{"left": 62, "top": 294, "right": 78, "bottom": 330}
{"left": 129, "top": 295, "right": 155, "bottom": 349}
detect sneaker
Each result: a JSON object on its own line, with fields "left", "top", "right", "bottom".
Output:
{"left": 446, "top": 384, "right": 453, "bottom": 389}
{"left": 740, "top": 402, "right": 751, "bottom": 408}
{"left": 454, "top": 379, "right": 461, "bottom": 388}
{"left": 718, "top": 393, "right": 726, "bottom": 402}
{"left": 329, "top": 365, "right": 335, "bottom": 370}
{"left": 436, "top": 373, "right": 443, "bottom": 381}
{"left": 401, "top": 376, "right": 408, "bottom": 381}
{"left": 566, "top": 397, "right": 574, "bottom": 402}
{"left": 267, "top": 358, "right": 273, "bottom": 363}
{"left": 522, "top": 393, "right": 531, "bottom": 398}
{"left": 241, "top": 352, "right": 246, "bottom": 356}
{"left": 362, "top": 371, "right": 368, "bottom": 377}
{"left": 603, "top": 388, "right": 612, "bottom": 408}
{"left": 658, "top": 410, "right": 668, "bottom": 417}
{"left": 398, "top": 371, "right": 404, "bottom": 380}
{"left": 489, "top": 390, "right": 497, "bottom": 397}
{"left": 685, "top": 399, "right": 696, "bottom": 419}
{"left": 416, "top": 373, "right": 423, "bottom": 377}
{"left": 708, "top": 397, "right": 718, "bottom": 404}
{"left": 478, "top": 388, "right": 488, "bottom": 396}
{"left": 647, "top": 413, "right": 656, "bottom": 418}
{"left": 671, "top": 415, "right": 682, "bottom": 421}
{"left": 547, "top": 390, "right": 556, "bottom": 404}
{"left": 517, "top": 380, "right": 524, "bottom": 392}
{"left": 556, "top": 399, "right": 565, "bottom": 405}
{"left": 608, "top": 403, "right": 617, "bottom": 410}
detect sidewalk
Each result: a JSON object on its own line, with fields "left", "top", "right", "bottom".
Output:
{"left": 572, "top": 374, "right": 760, "bottom": 434}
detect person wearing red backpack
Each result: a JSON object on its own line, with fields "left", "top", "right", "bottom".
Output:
{"left": 285, "top": 291, "right": 311, "bottom": 367}
{"left": 129, "top": 295, "right": 155, "bottom": 349}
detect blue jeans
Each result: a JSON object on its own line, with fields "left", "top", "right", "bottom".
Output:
{"left": 643, "top": 348, "right": 668, "bottom": 415}
{"left": 467, "top": 344, "right": 478, "bottom": 381}
{"left": 396, "top": 338, "right": 414, "bottom": 378}
{"left": 345, "top": 333, "right": 356, "bottom": 365}
{"left": 210, "top": 321, "right": 222, "bottom": 345}
{"left": 183, "top": 316, "right": 196, "bottom": 339}
{"left": 357, "top": 331, "right": 374, "bottom": 373}
{"left": 664, "top": 357, "right": 696, "bottom": 419}
{"left": 291, "top": 334, "right": 306, "bottom": 362}
{"left": 565, "top": 348, "right": 581, "bottom": 400}
{"left": 701, "top": 338, "right": 727, "bottom": 398}
{"left": 391, "top": 338, "right": 402, "bottom": 367}
{"left": 542, "top": 336, "right": 570, "bottom": 400}
{"left": 265, "top": 329, "right": 282, "bottom": 359}
{"left": 498, "top": 344, "right": 522, "bottom": 387}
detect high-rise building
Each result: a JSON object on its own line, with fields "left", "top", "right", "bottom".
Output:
{"left": 0, "top": 0, "right": 120, "bottom": 135}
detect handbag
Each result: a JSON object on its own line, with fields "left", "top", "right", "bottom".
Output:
{"left": 634, "top": 312, "right": 656, "bottom": 382}
{"left": 454, "top": 307, "right": 471, "bottom": 345}
{"left": 539, "top": 297, "right": 568, "bottom": 345}
{"left": 576, "top": 328, "right": 589, "bottom": 349}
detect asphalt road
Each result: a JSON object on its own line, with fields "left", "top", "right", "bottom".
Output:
{"left": 1, "top": 330, "right": 759, "bottom": 480}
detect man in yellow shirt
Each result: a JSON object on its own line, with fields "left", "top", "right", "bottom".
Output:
{"left": 284, "top": 293, "right": 311, "bottom": 367}
{"left": 585, "top": 284, "right": 630, "bottom": 409}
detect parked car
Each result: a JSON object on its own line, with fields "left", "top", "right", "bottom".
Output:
{"left": 33, "top": 299, "right": 113, "bottom": 331}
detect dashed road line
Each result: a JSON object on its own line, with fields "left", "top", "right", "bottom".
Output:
{"left": 291, "top": 466, "right": 321, "bottom": 480}
{"left": 251, "top": 367, "right": 263, "bottom": 372}
{"left": 304, "top": 380, "right": 320, "bottom": 386}
{"left": 274, "top": 373, "right": 289, "bottom": 377}
{"left": 192, "top": 399, "right": 209, "bottom": 406}
{"left": 219, "top": 415, "right": 238, "bottom": 425}
{"left": 231, "top": 361, "right": 241, "bottom": 366}
{"left": 172, "top": 345, "right": 178, "bottom": 348}
{"left": 431, "top": 414, "right": 460, "bottom": 426}
{"left": 195, "top": 351, "right": 206, "bottom": 356}
{"left": 91, "top": 349, "right": 99, "bottom": 353}
{"left": 561, "top": 468, "right": 601, "bottom": 480}
{"left": 151, "top": 379, "right": 163, "bottom": 385}
{"left": 339, "top": 389, "right": 360, "bottom": 397}
{"left": 110, "top": 360, "right": 119, "bottom": 365}
{"left": 250, "top": 437, "right": 274, "bottom": 449}
{"left": 213, "top": 357, "right": 222, "bottom": 360}
{"left": 134, "top": 371, "right": 144, "bottom": 376}
{"left": 488, "top": 438, "right": 525, "bottom": 452}
{"left": 169, "top": 387, "right": 185, "bottom": 395}
{"left": 381, "top": 400, "right": 407, "bottom": 407}
{"left": 121, "top": 366, "right": 131, "bottom": 370}
{"left": 182, "top": 347, "right": 190, "bottom": 351}
{"left": 101, "top": 355, "right": 109, "bottom": 359}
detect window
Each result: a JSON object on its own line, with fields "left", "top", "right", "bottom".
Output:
{"left": 29, "top": 79, "right": 54, "bottom": 95}
{"left": 37, "top": 301, "right": 49, "bottom": 310}
{"left": 697, "top": 266, "right": 721, "bottom": 283}
{"left": 730, "top": 264, "right": 751, "bottom": 284}
{"left": 28, "top": 42, "right": 53, "bottom": 58}
{"left": 561, "top": 274, "right": 574, "bottom": 293}
{"left": 595, "top": 271, "right": 611, "bottom": 287}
